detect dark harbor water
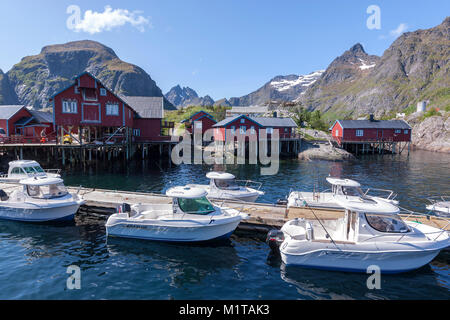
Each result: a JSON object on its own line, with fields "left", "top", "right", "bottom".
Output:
{"left": 0, "top": 150, "right": 449, "bottom": 299}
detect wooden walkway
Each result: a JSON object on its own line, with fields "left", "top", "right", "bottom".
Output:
{"left": 0, "top": 182, "right": 448, "bottom": 233}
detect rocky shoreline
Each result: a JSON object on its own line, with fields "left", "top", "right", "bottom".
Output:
{"left": 407, "top": 112, "right": 450, "bottom": 153}
{"left": 298, "top": 140, "right": 355, "bottom": 161}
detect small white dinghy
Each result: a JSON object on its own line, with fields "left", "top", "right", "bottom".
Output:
{"left": 274, "top": 196, "right": 449, "bottom": 274}
{"left": 0, "top": 160, "right": 61, "bottom": 183}
{"left": 426, "top": 196, "right": 450, "bottom": 216}
{"left": 105, "top": 186, "right": 247, "bottom": 242}
{"left": 188, "top": 172, "right": 264, "bottom": 202}
{"left": 0, "top": 176, "right": 84, "bottom": 222}
{"left": 287, "top": 177, "right": 398, "bottom": 209}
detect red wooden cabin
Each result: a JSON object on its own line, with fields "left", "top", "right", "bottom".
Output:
{"left": 330, "top": 118, "right": 412, "bottom": 146}
{"left": 212, "top": 114, "right": 297, "bottom": 141}
{"left": 182, "top": 111, "right": 217, "bottom": 135}
{"left": 50, "top": 72, "right": 171, "bottom": 144}
{"left": 0, "top": 105, "right": 53, "bottom": 143}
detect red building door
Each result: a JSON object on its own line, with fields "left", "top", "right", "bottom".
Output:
{"left": 82, "top": 104, "right": 100, "bottom": 122}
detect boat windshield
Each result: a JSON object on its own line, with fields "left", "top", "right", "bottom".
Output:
{"left": 365, "top": 213, "right": 410, "bottom": 233}
{"left": 337, "top": 186, "right": 364, "bottom": 197}
{"left": 26, "top": 183, "right": 68, "bottom": 199}
{"left": 32, "top": 166, "right": 45, "bottom": 173}
{"left": 23, "top": 166, "right": 38, "bottom": 174}
{"left": 214, "top": 179, "right": 240, "bottom": 190}
{"left": 177, "top": 196, "right": 215, "bottom": 215}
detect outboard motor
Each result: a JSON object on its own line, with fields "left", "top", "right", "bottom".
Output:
{"left": 118, "top": 203, "right": 132, "bottom": 217}
{"left": 265, "top": 229, "right": 285, "bottom": 255}
{"left": 0, "top": 189, "right": 8, "bottom": 201}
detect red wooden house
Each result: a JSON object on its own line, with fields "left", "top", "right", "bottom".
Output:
{"left": 212, "top": 114, "right": 298, "bottom": 141}
{"left": 50, "top": 72, "right": 170, "bottom": 143}
{"left": 50, "top": 72, "right": 134, "bottom": 143}
{"left": 330, "top": 118, "right": 412, "bottom": 146}
{"left": 0, "top": 105, "right": 53, "bottom": 143}
{"left": 121, "top": 96, "right": 172, "bottom": 141}
{"left": 182, "top": 111, "right": 217, "bottom": 135}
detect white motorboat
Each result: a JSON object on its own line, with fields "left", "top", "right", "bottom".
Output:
{"left": 105, "top": 185, "right": 247, "bottom": 242}
{"left": 271, "top": 196, "right": 449, "bottom": 274}
{"left": 287, "top": 177, "right": 398, "bottom": 209}
{"left": 188, "top": 172, "right": 264, "bottom": 202}
{"left": 0, "top": 160, "right": 61, "bottom": 183}
{"left": 0, "top": 176, "right": 84, "bottom": 222}
{"left": 426, "top": 196, "right": 450, "bottom": 216}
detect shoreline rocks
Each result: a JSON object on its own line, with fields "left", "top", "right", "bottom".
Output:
{"left": 298, "top": 141, "right": 355, "bottom": 161}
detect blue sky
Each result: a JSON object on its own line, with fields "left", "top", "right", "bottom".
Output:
{"left": 0, "top": 1, "right": 448, "bottom": 100}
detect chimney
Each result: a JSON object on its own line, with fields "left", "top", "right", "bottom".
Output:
{"left": 369, "top": 114, "right": 374, "bottom": 122}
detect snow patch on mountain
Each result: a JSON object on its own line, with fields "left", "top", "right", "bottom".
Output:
{"left": 358, "top": 58, "right": 376, "bottom": 70}
{"left": 270, "top": 70, "right": 324, "bottom": 92}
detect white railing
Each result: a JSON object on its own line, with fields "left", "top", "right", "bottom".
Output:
{"left": 363, "top": 188, "right": 397, "bottom": 201}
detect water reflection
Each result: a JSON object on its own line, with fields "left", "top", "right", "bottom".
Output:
{"left": 106, "top": 237, "right": 242, "bottom": 289}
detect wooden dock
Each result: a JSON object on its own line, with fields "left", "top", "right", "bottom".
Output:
{"left": 0, "top": 182, "right": 447, "bottom": 234}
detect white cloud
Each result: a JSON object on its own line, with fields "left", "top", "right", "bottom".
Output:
{"left": 73, "top": 6, "right": 151, "bottom": 34}
{"left": 389, "top": 23, "right": 408, "bottom": 37}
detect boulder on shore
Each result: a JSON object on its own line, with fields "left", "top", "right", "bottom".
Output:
{"left": 298, "top": 141, "right": 355, "bottom": 161}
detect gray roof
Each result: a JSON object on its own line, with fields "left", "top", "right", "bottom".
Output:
{"left": 213, "top": 114, "right": 297, "bottom": 128}
{"left": 337, "top": 119, "right": 411, "bottom": 129}
{"left": 0, "top": 105, "right": 25, "bottom": 120}
{"left": 120, "top": 96, "right": 164, "bottom": 119}
{"left": 28, "top": 109, "right": 53, "bottom": 123}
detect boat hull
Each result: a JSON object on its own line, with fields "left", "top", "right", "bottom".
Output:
{"left": 280, "top": 247, "right": 443, "bottom": 274}
{"left": 0, "top": 203, "right": 81, "bottom": 222}
{"left": 106, "top": 217, "right": 242, "bottom": 242}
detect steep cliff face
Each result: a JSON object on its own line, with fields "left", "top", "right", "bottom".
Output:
{"left": 6, "top": 40, "right": 174, "bottom": 109}
{"left": 0, "top": 69, "right": 19, "bottom": 105}
{"left": 301, "top": 17, "right": 450, "bottom": 118}
{"left": 408, "top": 112, "right": 450, "bottom": 153}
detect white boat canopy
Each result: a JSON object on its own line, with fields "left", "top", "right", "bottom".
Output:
{"left": 206, "top": 172, "right": 235, "bottom": 180}
{"left": 166, "top": 186, "right": 208, "bottom": 199}
{"left": 19, "top": 176, "right": 64, "bottom": 186}
{"left": 326, "top": 177, "right": 361, "bottom": 188}
{"left": 334, "top": 196, "right": 400, "bottom": 215}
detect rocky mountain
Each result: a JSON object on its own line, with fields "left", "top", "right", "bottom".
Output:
{"left": 225, "top": 71, "right": 324, "bottom": 106}
{"left": 5, "top": 40, "right": 174, "bottom": 109}
{"left": 165, "top": 85, "right": 214, "bottom": 108}
{"left": 213, "top": 98, "right": 232, "bottom": 107}
{"left": 300, "top": 17, "right": 450, "bottom": 118}
{"left": 0, "top": 69, "right": 19, "bottom": 105}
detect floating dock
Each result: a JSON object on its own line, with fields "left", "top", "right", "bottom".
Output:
{"left": 1, "top": 182, "right": 447, "bottom": 234}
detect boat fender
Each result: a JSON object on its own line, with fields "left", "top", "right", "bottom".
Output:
{"left": 0, "top": 189, "right": 8, "bottom": 201}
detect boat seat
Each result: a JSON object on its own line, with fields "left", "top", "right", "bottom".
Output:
{"left": 140, "top": 210, "right": 159, "bottom": 219}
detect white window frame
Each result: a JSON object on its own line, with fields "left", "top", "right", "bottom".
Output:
{"left": 133, "top": 129, "right": 141, "bottom": 136}
{"left": 240, "top": 118, "right": 245, "bottom": 124}
{"left": 62, "top": 100, "right": 77, "bottom": 114}
{"left": 106, "top": 103, "right": 119, "bottom": 116}
{"left": 100, "top": 88, "right": 107, "bottom": 96}
{"left": 240, "top": 126, "right": 246, "bottom": 134}
{"left": 250, "top": 126, "right": 255, "bottom": 134}
{"left": 336, "top": 129, "right": 339, "bottom": 136}
{"left": 395, "top": 129, "right": 401, "bottom": 134}
{"left": 74, "top": 86, "right": 79, "bottom": 94}
{"left": 195, "top": 121, "right": 202, "bottom": 129}
{"left": 266, "top": 127, "right": 273, "bottom": 134}
{"left": 356, "top": 129, "right": 364, "bottom": 137}
{"left": 404, "top": 129, "right": 408, "bottom": 134}
{"left": 230, "top": 126, "right": 236, "bottom": 134}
